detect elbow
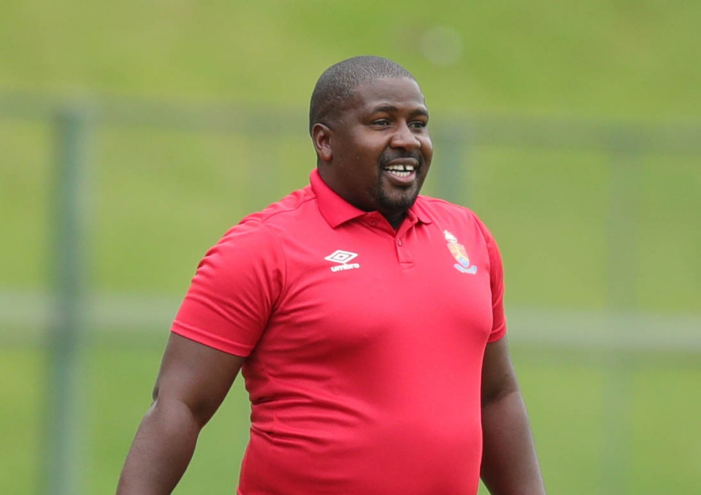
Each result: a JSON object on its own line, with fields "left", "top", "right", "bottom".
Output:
{"left": 482, "top": 375, "right": 521, "bottom": 407}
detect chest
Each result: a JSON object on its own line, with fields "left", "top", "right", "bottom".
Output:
{"left": 261, "top": 221, "right": 494, "bottom": 359}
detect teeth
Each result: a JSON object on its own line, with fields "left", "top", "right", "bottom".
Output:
{"left": 388, "top": 170, "right": 411, "bottom": 178}
{"left": 384, "top": 163, "right": 415, "bottom": 179}
{"left": 385, "top": 164, "right": 415, "bottom": 171}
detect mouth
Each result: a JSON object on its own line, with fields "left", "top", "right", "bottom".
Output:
{"left": 382, "top": 160, "right": 419, "bottom": 184}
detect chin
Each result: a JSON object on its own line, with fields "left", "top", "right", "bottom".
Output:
{"left": 378, "top": 189, "right": 419, "bottom": 212}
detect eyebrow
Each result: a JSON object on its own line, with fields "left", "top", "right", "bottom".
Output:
{"left": 370, "top": 105, "right": 429, "bottom": 118}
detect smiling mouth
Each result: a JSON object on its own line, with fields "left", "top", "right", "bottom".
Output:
{"left": 383, "top": 163, "right": 417, "bottom": 179}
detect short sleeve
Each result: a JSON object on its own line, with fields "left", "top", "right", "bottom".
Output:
{"left": 171, "top": 220, "right": 285, "bottom": 356}
{"left": 474, "top": 217, "right": 507, "bottom": 343}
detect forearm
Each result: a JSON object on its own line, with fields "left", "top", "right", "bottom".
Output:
{"left": 116, "top": 398, "right": 203, "bottom": 495}
{"left": 481, "top": 389, "right": 546, "bottom": 495}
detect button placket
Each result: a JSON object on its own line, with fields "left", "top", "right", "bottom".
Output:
{"left": 395, "top": 236, "right": 413, "bottom": 267}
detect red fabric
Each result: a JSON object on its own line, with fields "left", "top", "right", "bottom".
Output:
{"left": 172, "top": 169, "right": 507, "bottom": 495}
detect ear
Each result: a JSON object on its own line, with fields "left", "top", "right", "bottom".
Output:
{"left": 312, "top": 123, "right": 333, "bottom": 163}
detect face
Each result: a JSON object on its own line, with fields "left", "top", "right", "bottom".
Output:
{"left": 315, "top": 77, "right": 433, "bottom": 224}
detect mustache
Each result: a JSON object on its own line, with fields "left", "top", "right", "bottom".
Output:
{"left": 378, "top": 150, "right": 424, "bottom": 167}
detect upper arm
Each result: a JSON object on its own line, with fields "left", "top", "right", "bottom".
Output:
{"left": 473, "top": 214, "right": 511, "bottom": 397}
{"left": 172, "top": 221, "right": 285, "bottom": 357}
{"left": 481, "top": 336, "right": 519, "bottom": 406}
{"left": 154, "top": 222, "right": 283, "bottom": 425}
{"left": 471, "top": 214, "right": 506, "bottom": 344}
{"left": 152, "top": 333, "right": 246, "bottom": 427}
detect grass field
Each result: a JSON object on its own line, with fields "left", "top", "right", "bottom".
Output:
{"left": 1, "top": 0, "right": 700, "bottom": 309}
{"left": 1, "top": 118, "right": 699, "bottom": 310}
{"left": 2, "top": 343, "right": 700, "bottom": 495}
{"left": 1, "top": 112, "right": 700, "bottom": 494}
{"left": 1, "top": 1, "right": 700, "bottom": 494}
{"left": 2, "top": 1, "right": 701, "bottom": 119}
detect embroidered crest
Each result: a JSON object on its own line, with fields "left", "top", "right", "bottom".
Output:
{"left": 444, "top": 230, "right": 478, "bottom": 274}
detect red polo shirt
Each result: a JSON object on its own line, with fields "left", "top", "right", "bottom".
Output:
{"left": 172, "top": 169, "right": 507, "bottom": 495}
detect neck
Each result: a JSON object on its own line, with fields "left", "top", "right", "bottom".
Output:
{"left": 383, "top": 211, "right": 406, "bottom": 230}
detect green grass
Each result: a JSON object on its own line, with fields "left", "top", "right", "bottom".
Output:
{"left": 1, "top": 1, "right": 700, "bottom": 119}
{"left": 469, "top": 147, "right": 701, "bottom": 312}
{"left": 0, "top": 349, "right": 43, "bottom": 495}
{"left": 1, "top": 0, "right": 700, "bottom": 308}
{"left": 2, "top": 344, "right": 700, "bottom": 495}
{"left": 1, "top": 122, "right": 700, "bottom": 310}
{"left": 1, "top": 2, "right": 700, "bottom": 494}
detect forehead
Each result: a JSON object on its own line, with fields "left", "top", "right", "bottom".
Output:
{"left": 349, "top": 77, "right": 427, "bottom": 115}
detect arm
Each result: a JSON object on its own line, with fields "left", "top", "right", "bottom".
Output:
{"left": 480, "top": 336, "right": 546, "bottom": 495}
{"left": 116, "top": 333, "right": 245, "bottom": 495}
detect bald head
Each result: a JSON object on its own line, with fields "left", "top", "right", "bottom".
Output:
{"left": 309, "top": 56, "right": 416, "bottom": 133}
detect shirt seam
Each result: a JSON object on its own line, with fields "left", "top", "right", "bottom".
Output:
{"left": 250, "top": 188, "right": 317, "bottom": 225}
{"left": 245, "top": 222, "right": 288, "bottom": 444}
{"left": 418, "top": 195, "right": 474, "bottom": 213}
{"left": 471, "top": 212, "right": 493, "bottom": 275}
{"left": 258, "top": 221, "right": 289, "bottom": 312}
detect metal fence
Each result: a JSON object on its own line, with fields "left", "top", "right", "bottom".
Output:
{"left": 1, "top": 93, "right": 700, "bottom": 495}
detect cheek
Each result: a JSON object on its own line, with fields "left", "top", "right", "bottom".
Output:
{"left": 421, "top": 140, "right": 434, "bottom": 164}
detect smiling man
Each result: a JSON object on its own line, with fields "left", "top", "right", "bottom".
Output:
{"left": 311, "top": 68, "right": 431, "bottom": 228}
{"left": 117, "top": 56, "right": 546, "bottom": 495}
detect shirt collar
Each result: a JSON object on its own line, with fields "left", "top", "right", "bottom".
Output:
{"left": 310, "top": 168, "right": 433, "bottom": 229}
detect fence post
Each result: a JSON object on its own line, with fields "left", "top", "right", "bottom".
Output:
{"left": 435, "top": 124, "right": 470, "bottom": 206}
{"left": 44, "top": 105, "right": 93, "bottom": 495}
{"left": 601, "top": 139, "right": 640, "bottom": 495}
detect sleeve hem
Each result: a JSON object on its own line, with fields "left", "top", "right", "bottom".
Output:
{"left": 171, "top": 322, "right": 254, "bottom": 357}
{"left": 487, "top": 325, "right": 507, "bottom": 343}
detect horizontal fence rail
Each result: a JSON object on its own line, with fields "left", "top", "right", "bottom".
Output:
{"left": 1, "top": 291, "right": 700, "bottom": 352}
{"left": 2, "top": 92, "right": 701, "bottom": 153}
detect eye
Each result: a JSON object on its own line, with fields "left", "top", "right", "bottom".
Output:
{"left": 372, "top": 119, "right": 391, "bottom": 127}
{"left": 410, "top": 121, "right": 428, "bottom": 129}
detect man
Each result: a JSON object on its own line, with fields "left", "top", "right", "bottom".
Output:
{"left": 117, "top": 56, "right": 546, "bottom": 495}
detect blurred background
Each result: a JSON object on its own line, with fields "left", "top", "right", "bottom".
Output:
{"left": 1, "top": 1, "right": 700, "bottom": 494}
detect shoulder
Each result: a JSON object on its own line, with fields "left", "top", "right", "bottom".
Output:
{"left": 219, "top": 184, "right": 324, "bottom": 242}
{"left": 241, "top": 185, "right": 316, "bottom": 226}
{"left": 203, "top": 187, "right": 312, "bottom": 258}
{"left": 414, "top": 195, "right": 501, "bottom": 263}
{"left": 415, "top": 195, "right": 492, "bottom": 235}
{"left": 415, "top": 195, "right": 474, "bottom": 216}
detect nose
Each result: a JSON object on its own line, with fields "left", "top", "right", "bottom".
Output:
{"left": 390, "top": 122, "right": 421, "bottom": 151}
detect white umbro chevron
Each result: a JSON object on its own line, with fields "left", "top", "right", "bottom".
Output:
{"left": 325, "top": 250, "right": 361, "bottom": 272}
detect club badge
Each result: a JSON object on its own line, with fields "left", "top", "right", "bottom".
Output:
{"left": 444, "top": 230, "right": 478, "bottom": 274}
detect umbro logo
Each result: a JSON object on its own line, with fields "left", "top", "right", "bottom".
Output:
{"left": 325, "top": 250, "right": 361, "bottom": 272}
